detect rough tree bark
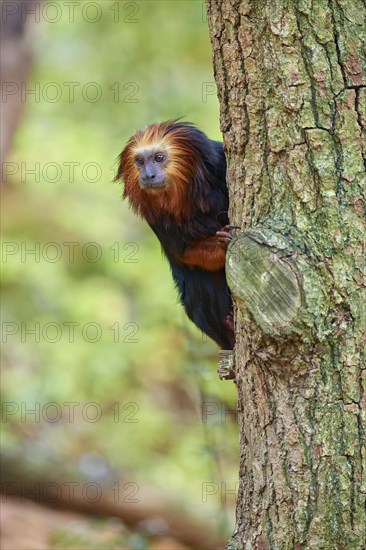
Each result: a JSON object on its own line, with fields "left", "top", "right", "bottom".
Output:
{"left": 206, "top": 1, "right": 365, "bottom": 548}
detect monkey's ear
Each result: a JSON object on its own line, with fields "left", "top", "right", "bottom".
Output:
{"left": 114, "top": 152, "right": 124, "bottom": 183}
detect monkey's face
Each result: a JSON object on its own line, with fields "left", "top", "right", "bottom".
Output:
{"left": 118, "top": 121, "right": 202, "bottom": 216}
{"left": 134, "top": 148, "right": 168, "bottom": 191}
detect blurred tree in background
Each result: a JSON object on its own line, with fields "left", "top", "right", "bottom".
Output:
{"left": 1, "top": 1, "right": 238, "bottom": 548}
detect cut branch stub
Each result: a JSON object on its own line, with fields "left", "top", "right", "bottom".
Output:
{"left": 227, "top": 229, "right": 303, "bottom": 336}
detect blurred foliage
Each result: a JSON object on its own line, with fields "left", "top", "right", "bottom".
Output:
{"left": 1, "top": 0, "right": 238, "bottom": 539}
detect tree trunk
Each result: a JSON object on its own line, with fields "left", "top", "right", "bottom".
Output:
{"left": 206, "top": 1, "right": 365, "bottom": 548}
{"left": 0, "top": 0, "right": 40, "bottom": 164}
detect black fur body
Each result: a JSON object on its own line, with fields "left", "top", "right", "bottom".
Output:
{"left": 118, "top": 122, "right": 234, "bottom": 349}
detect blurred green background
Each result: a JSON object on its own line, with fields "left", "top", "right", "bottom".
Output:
{"left": 1, "top": 1, "right": 238, "bottom": 547}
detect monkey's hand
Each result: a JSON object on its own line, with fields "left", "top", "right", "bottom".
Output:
{"left": 215, "top": 225, "right": 240, "bottom": 245}
{"left": 175, "top": 226, "right": 240, "bottom": 271}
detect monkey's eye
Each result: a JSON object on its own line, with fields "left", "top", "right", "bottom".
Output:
{"left": 135, "top": 157, "right": 144, "bottom": 167}
{"left": 154, "top": 153, "right": 165, "bottom": 163}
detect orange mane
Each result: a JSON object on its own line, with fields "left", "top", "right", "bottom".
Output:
{"left": 116, "top": 120, "right": 210, "bottom": 224}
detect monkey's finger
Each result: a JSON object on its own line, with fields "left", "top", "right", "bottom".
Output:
{"left": 221, "top": 224, "right": 240, "bottom": 232}
{"left": 216, "top": 231, "right": 233, "bottom": 240}
{"left": 216, "top": 234, "right": 233, "bottom": 246}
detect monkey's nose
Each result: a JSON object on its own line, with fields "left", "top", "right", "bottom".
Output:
{"left": 142, "top": 174, "right": 155, "bottom": 182}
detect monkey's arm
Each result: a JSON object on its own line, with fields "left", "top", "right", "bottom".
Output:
{"left": 177, "top": 236, "right": 227, "bottom": 271}
{"left": 176, "top": 227, "right": 234, "bottom": 271}
{"left": 151, "top": 224, "right": 234, "bottom": 272}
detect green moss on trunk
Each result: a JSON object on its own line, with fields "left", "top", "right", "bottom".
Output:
{"left": 206, "top": 0, "right": 366, "bottom": 547}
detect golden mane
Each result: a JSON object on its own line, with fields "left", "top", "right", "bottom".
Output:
{"left": 116, "top": 120, "right": 210, "bottom": 224}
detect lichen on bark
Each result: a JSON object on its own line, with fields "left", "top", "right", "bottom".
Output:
{"left": 206, "top": 0, "right": 366, "bottom": 548}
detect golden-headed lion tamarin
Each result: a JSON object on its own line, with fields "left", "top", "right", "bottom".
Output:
{"left": 116, "top": 120, "right": 234, "bottom": 349}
